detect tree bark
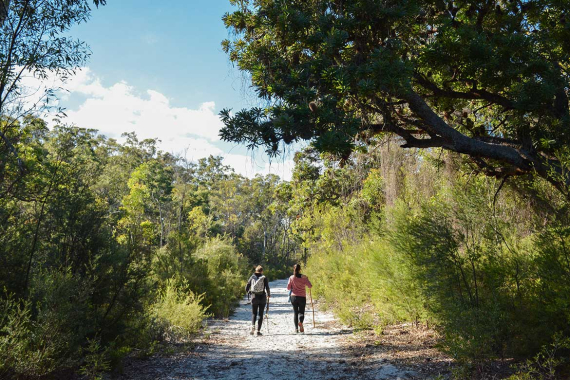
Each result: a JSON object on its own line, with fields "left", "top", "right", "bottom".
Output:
{"left": 392, "top": 89, "right": 568, "bottom": 193}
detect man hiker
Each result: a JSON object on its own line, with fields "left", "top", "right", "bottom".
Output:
{"left": 286, "top": 263, "right": 312, "bottom": 333}
{"left": 245, "top": 265, "right": 270, "bottom": 336}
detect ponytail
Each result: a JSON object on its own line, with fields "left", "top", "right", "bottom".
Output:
{"left": 293, "top": 263, "right": 301, "bottom": 275}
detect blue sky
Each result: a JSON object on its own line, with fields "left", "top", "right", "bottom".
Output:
{"left": 53, "top": 0, "right": 295, "bottom": 179}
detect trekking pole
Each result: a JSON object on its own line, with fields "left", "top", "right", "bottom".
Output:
{"left": 265, "top": 298, "right": 270, "bottom": 333}
{"left": 310, "top": 288, "right": 315, "bottom": 328}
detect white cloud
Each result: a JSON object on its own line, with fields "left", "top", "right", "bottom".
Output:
{"left": 38, "top": 68, "right": 295, "bottom": 180}
{"left": 59, "top": 69, "right": 223, "bottom": 146}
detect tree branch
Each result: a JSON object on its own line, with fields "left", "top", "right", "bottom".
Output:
{"left": 414, "top": 73, "right": 515, "bottom": 110}
{"left": 399, "top": 88, "right": 534, "bottom": 171}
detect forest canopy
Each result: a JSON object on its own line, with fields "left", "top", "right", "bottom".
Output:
{"left": 220, "top": 0, "right": 570, "bottom": 194}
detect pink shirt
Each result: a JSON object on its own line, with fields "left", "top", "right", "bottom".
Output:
{"left": 287, "top": 275, "right": 312, "bottom": 297}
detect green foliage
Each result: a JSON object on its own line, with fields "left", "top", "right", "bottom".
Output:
{"left": 507, "top": 334, "right": 570, "bottom": 380}
{"left": 160, "top": 238, "right": 249, "bottom": 318}
{"left": 152, "top": 281, "right": 209, "bottom": 342}
{"left": 0, "top": 294, "right": 45, "bottom": 378}
{"left": 359, "top": 169, "right": 385, "bottom": 215}
{"left": 0, "top": 269, "right": 94, "bottom": 377}
{"left": 0, "top": 0, "right": 106, "bottom": 116}
{"left": 384, "top": 176, "right": 570, "bottom": 361}
{"left": 301, "top": 140, "right": 570, "bottom": 371}
{"left": 79, "top": 338, "right": 111, "bottom": 380}
{"left": 307, "top": 235, "right": 425, "bottom": 331}
{"left": 221, "top": 0, "right": 570, "bottom": 193}
{"left": 0, "top": 122, "right": 295, "bottom": 377}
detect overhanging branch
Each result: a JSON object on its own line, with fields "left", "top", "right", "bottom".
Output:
{"left": 399, "top": 88, "right": 533, "bottom": 171}
{"left": 414, "top": 73, "right": 515, "bottom": 110}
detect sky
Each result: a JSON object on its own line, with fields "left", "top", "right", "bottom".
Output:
{"left": 46, "top": 0, "right": 296, "bottom": 180}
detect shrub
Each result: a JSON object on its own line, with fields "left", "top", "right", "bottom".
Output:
{"left": 507, "top": 334, "right": 570, "bottom": 380}
{"left": 385, "top": 176, "right": 570, "bottom": 361}
{"left": 193, "top": 238, "right": 248, "bottom": 317}
{"left": 0, "top": 294, "right": 44, "bottom": 378}
{"left": 307, "top": 165, "right": 570, "bottom": 366}
{"left": 152, "top": 280, "right": 209, "bottom": 342}
{"left": 152, "top": 237, "right": 248, "bottom": 318}
{"left": 0, "top": 268, "right": 96, "bottom": 378}
{"left": 78, "top": 338, "right": 111, "bottom": 380}
{"left": 307, "top": 234, "right": 426, "bottom": 330}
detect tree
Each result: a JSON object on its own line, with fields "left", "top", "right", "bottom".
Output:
{"left": 220, "top": 0, "right": 570, "bottom": 194}
{"left": 123, "top": 160, "right": 174, "bottom": 247}
{"left": 0, "top": 0, "right": 105, "bottom": 173}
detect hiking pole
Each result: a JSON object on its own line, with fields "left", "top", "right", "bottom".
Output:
{"left": 309, "top": 289, "right": 315, "bottom": 328}
{"left": 265, "top": 298, "right": 270, "bottom": 333}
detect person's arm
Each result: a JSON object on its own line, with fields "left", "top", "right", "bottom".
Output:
{"left": 306, "top": 277, "right": 312, "bottom": 288}
{"left": 245, "top": 276, "right": 251, "bottom": 293}
{"left": 264, "top": 277, "right": 270, "bottom": 298}
{"left": 286, "top": 276, "right": 292, "bottom": 291}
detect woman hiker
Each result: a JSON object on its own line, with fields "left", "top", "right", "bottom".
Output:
{"left": 245, "top": 265, "right": 270, "bottom": 336}
{"left": 286, "top": 263, "right": 312, "bottom": 333}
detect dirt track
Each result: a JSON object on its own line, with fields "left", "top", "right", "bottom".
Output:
{"left": 120, "top": 278, "right": 419, "bottom": 380}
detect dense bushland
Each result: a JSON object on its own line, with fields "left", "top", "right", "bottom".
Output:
{"left": 0, "top": 120, "right": 299, "bottom": 378}
{"left": 2, "top": 0, "right": 570, "bottom": 378}
{"left": 302, "top": 141, "right": 570, "bottom": 375}
{"left": 4, "top": 120, "right": 570, "bottom": 378}
{"left": 220, "top": 0, "right": 570, "bottom": 373}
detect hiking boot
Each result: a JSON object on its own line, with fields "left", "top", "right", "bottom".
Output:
{"left": 298, "top": 322, "right": 304, "bottom": 333}
{"left": 250, "top": 325, "right": 255, "bottom": 335}
{"left": 256, "top": 331, "right": 263, "bottom": 336}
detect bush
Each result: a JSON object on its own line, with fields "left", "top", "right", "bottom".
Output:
{"left": 306, "top": 233, "right": 425, "bottom": 331}
{"left": 0, "top": 268, "right": 97, "bottom": 378}
{"left": 384, "top": 175, "right": 570, "bottom": 362}
{"left": 307, "top": 163, "right": 570, "bottom": 367}
{"left": 152, "top": 280, "right": 209, "bottom": 342}
{"left": 152, "top": 237, "right": 248, "bottom": 318}
{"left": 192, "top": 238, "right": 248, "bottom": 317}
{"left": 79, "top": 338, "right": 111, "bottom": 380}
{"left": 507, "top": 334, "right": 570, "bottom": 380}
{"left": 0, "top": 294, "right": 44, "bottom": 378}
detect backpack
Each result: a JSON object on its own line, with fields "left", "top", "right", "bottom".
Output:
{"left": 250, "top": 275, "right": 266, "bottom": 295}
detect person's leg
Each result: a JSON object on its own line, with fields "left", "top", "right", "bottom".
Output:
{"left": 257, "top": 302, "right": 265, "bottom": 331}
{"left": 299, "top": 297, "right": 307, "bottom": 323}
{"left": 251, "top": 301, "right": 259, "bottom": 334}
{"left": 252, "top": 303, "right": 259, "bottom": 325}
{"left": 298, "top": 297, "right": 307, "bottom": 332}
{"left": 291, "top": 296, "right": 299, "bottom": 331}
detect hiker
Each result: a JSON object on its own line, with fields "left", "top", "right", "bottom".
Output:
{"left": 287, "top": 263, "right": 312, "bottom": 333}
{"left": 245, "top": 265, "right": 270, "bottom": 336}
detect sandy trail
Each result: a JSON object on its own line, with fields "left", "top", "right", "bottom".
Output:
{"left": 121, "top": 279, "right": 417, "bottom": 380}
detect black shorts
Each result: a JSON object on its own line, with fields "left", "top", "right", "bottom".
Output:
{"left": 251, "top": 293, "right": 267, "bottom": 305}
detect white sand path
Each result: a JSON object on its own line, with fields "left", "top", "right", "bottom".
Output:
{"left": 121, "top": 278, "right": 417, "bottom": 380}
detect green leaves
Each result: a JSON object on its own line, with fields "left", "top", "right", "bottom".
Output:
{"left": 221, "top": 0, "right": 570, "bottom": 193}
